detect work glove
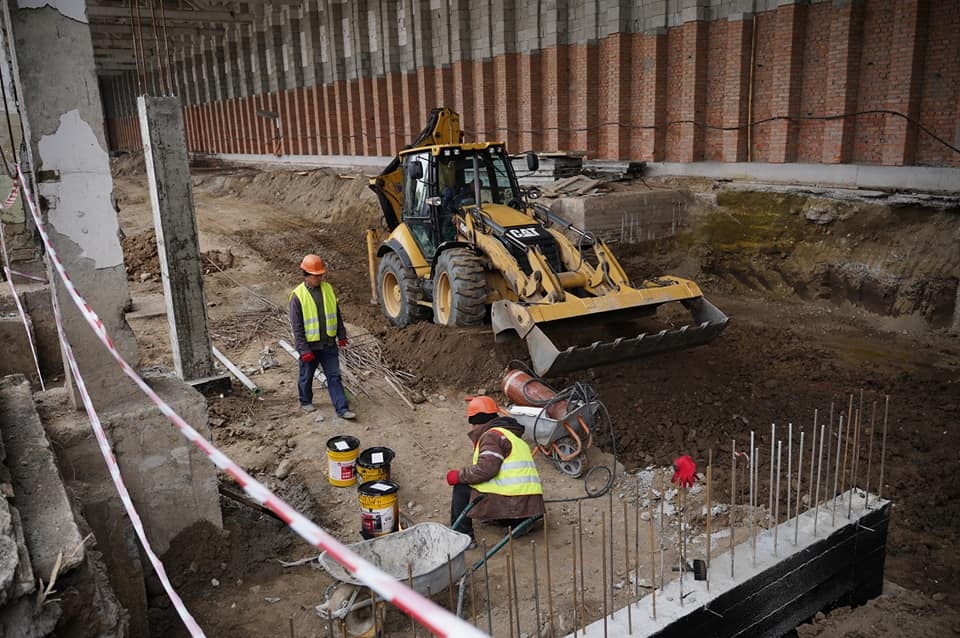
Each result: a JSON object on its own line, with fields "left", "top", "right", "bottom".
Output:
{"left": 446, "top": 469, "right": 461, "bottom": 486}
{"left": 671, "top": 455, "right": 697, "bottom": 488}
{"left": 300, "top": 352, "right": 315, "bottom": 363}
{"left": 337, "top": 337, "right": 349, "bottom": 348}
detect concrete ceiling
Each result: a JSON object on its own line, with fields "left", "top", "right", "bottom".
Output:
{"left": 86, "top": 0, "right": 268, "bottom": 76}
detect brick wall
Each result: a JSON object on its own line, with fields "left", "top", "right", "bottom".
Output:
{"left": 103, "top": 0, "right": 958, "bottom": 168}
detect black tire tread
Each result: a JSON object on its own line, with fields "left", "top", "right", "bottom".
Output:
{"left": 378, "top": 252, "right": 426, "bottom": 326}
{"left": 434, "top": 248, "right": 487, "bottom": 326}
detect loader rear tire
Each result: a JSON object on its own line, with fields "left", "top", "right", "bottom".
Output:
{"left": 433, "top": 248, "right": 487, "bottom": 327}
{"left": 378, "top": 252, "right": 424, "bottom": 326}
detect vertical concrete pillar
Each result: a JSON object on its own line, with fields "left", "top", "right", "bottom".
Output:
{"left": 821, "top": 2, "right": 863, "bottom": 164}
{"left": 345, "top": 2, "right": 368, "bottom": 155}
{"left": 721, "top": 14, "right": 753, "bottom": 162}
{"left": 137, "top": 96, "right": 216, "bottom": 383}
{"left": 768, "top": 1, "right": 806, "bottom": 163}
{"left": 6, "top": 3, "right": 140, "bottom": 407}
{"left": 881, "top": 0, "right": 928, "bottom": 166}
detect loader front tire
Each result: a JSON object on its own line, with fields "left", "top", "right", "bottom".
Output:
{"left": 378, "top": 252, "right": 424, "bottom": 326}
{"left": 433, "top": 248, "right": 487, "bottom": 327}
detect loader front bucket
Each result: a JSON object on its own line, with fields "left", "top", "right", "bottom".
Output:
{"left": 491, "top": 294, "right": 729, "bottom": 378}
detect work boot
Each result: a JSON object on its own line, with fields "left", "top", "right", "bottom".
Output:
{"left": 300, "top": 404, "right": 316, "bottom": 413}
{"left": 339, "top": 410, "right": 356, "bottom": 420}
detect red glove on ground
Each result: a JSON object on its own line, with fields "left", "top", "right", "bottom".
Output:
{"left": 446, "top": 470, "right": 460, "bottom": 486}
{"left": 337, "top": 338, "right": 349, "bottom": 348}
{"left": 671, "top": 455, "right": 697, "bottom": 488}
{"left": 300, "top": 352, "right": 315, "bottom": 363}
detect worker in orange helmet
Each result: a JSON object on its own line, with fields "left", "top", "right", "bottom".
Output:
{"left": 446, "top": 396, "right": 545, "bottom": 546}
{"left": 288, "top": 254, "right": 355, "bottom": 419}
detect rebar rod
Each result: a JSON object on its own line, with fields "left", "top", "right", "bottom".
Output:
{"left": 408, "top": 563, "right": 417, "bottom": 637}
{"left": 446, "top": 554, "right": 455, "bottom": 611}
{"left": 601, "top": 511, "right": 608, "bottom": 638}
{"left": 730, "top": 438, "right": 736, "bottom": 578}
{"left": 531, "top": 541, "right": 542, "bottom": 638}
{"left": 786, "top": 423, "right": 793, "bottom": 526}
{"left": 814, "top": 423, "right": 825, "bottom": 536}
{"left": 543, "top": 511, "right": 555, "bottom": 633}
{"left": 848, "top": 408, "right": 861, "bottom": 519}
{"left": 769, "top": 424, "right": 775, "bottom": 525}
{"left": 840, "top": 395, "right": 853, "bottom": 498}
{"left": 659, "top": 474, "right": 665, "bottom": 591}
{"left": 623, "top": 501, "right": 633, "bottom": 634}
{"left": 509, "top": 532, "right": 520, "bottom": 638}
{"left": 865, "top": 400, "right": 877, "bottom": 509}
{"left": 808, "top": 410, "right": 818, "bottom": 512}
{"left": 751, "top": 444, "right": 758, "bottom": 567}
{"left": 470, "top": 568, "right": 478, "bottom": 628}
{"left": 748, "top": 432, "right": 754, "bottom": 566}
{"left": 482, "top": 540, "right": 492, "bottom": 636}
{"left": 679, "top": 484, "right": 685, "bottom": 606}
{"left": 774, "top": 440, "right": 782, "bottom": 554}
{"left": 505, "top": 550, "right": 515, "bottom": 638}
{"left": 832, "top": 417, "right": 844, "bottom": 527}
{"left": 578, "top": 502, "right": 586, "bottom": 630}
{"left": 609, "top": 490, "right": 615, "bottom": 618}
{"left": 706, "top": 461, "right": 712, "bottom": 592}
{"left": 649, "top": 490, "right": 656, "bottom": 620}
{"left": 823, "top": 405, "right": 834, "bottom": 513}
{"left": 879, "top": 396, "right": 890, "bottom": 500}
{"left": 795, "top": 430, "right": 804, "bottom": 545}
{"left": 572, "top": 527, "right": 579, "bottom": 637}
{"left": 634, "top": 475, "right": 641, "bottom": 608}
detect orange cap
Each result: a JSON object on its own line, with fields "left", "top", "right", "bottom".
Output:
{"left": 466, "top": 395, "right": 498, "bottom": 418}
{"left": 300, "top": 254, "right": 326, "bottom": 275}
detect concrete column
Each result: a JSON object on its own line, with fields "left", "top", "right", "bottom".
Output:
{"left": 821, "top": 1, "right": 863, "bottom": 164}
{"left": 768, "top": 1, "right": 806, "bottom": 163}
{"left": 301, "top": 1, "right": 320, "bottom": 87}
{"left": 137, "top": 96, "right": 217, "bottom": 383}
{"left": 6, "top": 2, "right": 140, "bottom": 407}
{"left": 881, "top": 0, "right": 928, "bottom": 166}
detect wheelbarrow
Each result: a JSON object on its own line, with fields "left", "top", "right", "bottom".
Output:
{"left": 317, "top": 522, "right": 473, "bottom": 637}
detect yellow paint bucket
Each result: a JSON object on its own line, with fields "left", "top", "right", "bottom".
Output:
{"left": 326, "top": 435, "right": 360, "bottom": 487}
{"left": 356, "top": 447, "right": 395, "bottom": 484}
{"left": 358, "top": 480, "right": 400, "bottom": 539}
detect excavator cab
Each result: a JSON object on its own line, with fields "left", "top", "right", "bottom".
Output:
{"left": 367, "top": 107, "right": 728, "bottom": 377}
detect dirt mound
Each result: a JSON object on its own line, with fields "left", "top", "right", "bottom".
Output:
{"left": 110, "top": 151, "right": 145, "bottom": 177}
{"left": 121, "top": 229, "right": 237, "bottom": 282}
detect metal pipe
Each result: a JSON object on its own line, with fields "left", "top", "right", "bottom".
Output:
{"left": 212, "top": 345, "right": 261, "bottom": 394}
{"left": 623, "top": 501, "right": 632, "bottom": 634}
{"left": 795, "top": 430, "right": 804, "bottom": 545}
{"left": 774, "top": 440, "right": 782, "bottom": 554}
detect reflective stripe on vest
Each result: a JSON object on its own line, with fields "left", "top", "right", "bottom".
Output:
{"left": 471, "top": 427, "right": 543, "bottom": 496}
{"left": 290, "top": 281, "right": 338, "bottom": 341}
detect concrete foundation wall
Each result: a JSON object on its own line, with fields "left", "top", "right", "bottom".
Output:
{"left": 101, "top": 0, "right": 959, "bottom": 170}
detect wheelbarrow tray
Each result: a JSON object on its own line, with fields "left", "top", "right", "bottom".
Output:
{"left": 319, "top": 522, "right": 472, "bottom": 596}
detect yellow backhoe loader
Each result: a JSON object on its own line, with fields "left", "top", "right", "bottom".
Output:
{"left": 366, "top": 108, "right": 728, "bottom": 377}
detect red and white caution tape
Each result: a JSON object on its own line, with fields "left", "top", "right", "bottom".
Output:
{"left": 0, "top": 181, "right": 17, "bottom": 209}
{"left": 17, "top": 166, "right": 487, "bottom": 638}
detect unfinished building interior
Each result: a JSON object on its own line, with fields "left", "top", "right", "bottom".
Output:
{"left": 0, "top": 0, "right": 958, "bottom": 636}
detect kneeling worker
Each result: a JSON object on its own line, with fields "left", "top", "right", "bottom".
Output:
{"left": 446, "top": 396, "right": 545, "bottom": 545}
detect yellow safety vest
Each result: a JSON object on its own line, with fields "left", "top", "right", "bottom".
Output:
{"left": 471, "top": 427, "right": 543, "bottom": 497}
{"left": 290, "top": 281, "right": 338, "bottom": 341}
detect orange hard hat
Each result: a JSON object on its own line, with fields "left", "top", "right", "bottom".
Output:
{"left": 466, "top": 395, "right": 499, "bottom": 418}
{"left": 300, "top": 254, "right": 326, "bottom": 275}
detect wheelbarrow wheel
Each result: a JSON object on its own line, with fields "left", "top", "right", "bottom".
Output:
{"left": 552, "top": 437, "right": 587, "bottom": 478}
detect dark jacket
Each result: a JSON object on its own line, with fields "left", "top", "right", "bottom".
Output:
{"left": 288, "top": 283, "right": 346, "bottom": 353}
{"left": 456, "top": 416, "right": 546, "bottom": 522}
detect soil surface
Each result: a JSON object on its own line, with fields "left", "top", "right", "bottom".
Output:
{"left": 109, "top": 154, "right": 960, "bottom": 638}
